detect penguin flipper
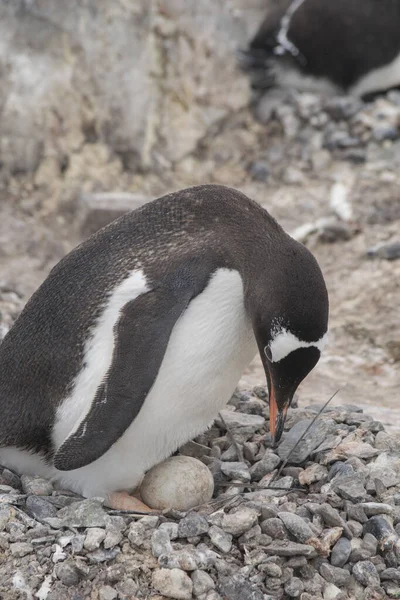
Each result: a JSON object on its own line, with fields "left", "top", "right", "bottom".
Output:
{"left": 53, "top": 285, "right": 192, "bottom": 471}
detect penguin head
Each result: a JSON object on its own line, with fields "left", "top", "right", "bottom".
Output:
{"left": 249, "top": 239, "right": 329, "bottom": 446}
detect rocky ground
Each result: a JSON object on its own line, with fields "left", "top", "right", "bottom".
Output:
{"left": 0, "top": 390, "right": 399, "bottom": 600}
{"left": 1, "top": 62, "right": 400, "bottom": 599}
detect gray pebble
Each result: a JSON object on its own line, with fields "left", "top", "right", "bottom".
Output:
{"left": 21, "top": 475, "right": 53, "bottom": 496}
{"left": 250, "top": 452, "right": 280, "bottom": 481}
{"left": 218, "top": 574, "right": 264, "bottom": 600}
{"left": 346, "top": 503, "right": 368, "bottom": 524}
{"left": 260, "top": 562, "right": 282, "bottom": 577}
{"left": 152, "top": 568, "right": 193, "bottom": 600}
{"left": 208, "top": 525, "right": 232, "bottom": 553}
{"left": 1, "top": 469, "right": 21, "bottom": 489}
{"left": 364, "top": 516, "right": 398, "bottom": 550}
{"left": 362, "top": 533, "right": 378, "bottom": 557}
{"left": 381, "top": 567, "right": 400, "bottom": 582}
{"left": 319, "top": 562, "right": 351, "bottom": 586}
{"left": 260, "top": 517, "right": 288, "bottom": 539}
{"left": 331, "top": 537, "right": 352, "bottom": 567}
{"left": 191, "top": 570, "right": 215, "bottom": 597}
{"left": 84, "top": 527, "right": 106, "bottom": 551}
{"left": 332, "top": 475, "right": 367, "bottom": 503}
{"left": 25, "top": 496, "right": 58, "bottom": 520}
{"left": 221, "top": 507, "right": 259, "bottom": 536}
{"left": 221, "top": 461, "right": 251, "bottom": 482}
{"left": 264, "top": 540, "right": 315, "bottom": 557}
{"left": 98, "top": 586, "right": 118, "bottom": 600}
{"left": 159, "top": 521, "right": 179, "bottom": 540}
{"left": 10, "top": 541, "right": 34, "bottom": 557}
{"left": 58, "top": 498, "right": 108, "bottom": 528}
{"left": 284, "top": 576, "right": 304, "bottom": 597}
{"left": 316, "top": 504, "right": 353, "bottom": 539}
{"left": 361, "top": 503, "right": 394, "bottom": 517}
{"left": 86, "top": 547, "right": 120, "bottom": 563}
{"left": 277, "top": 419, "right": 331, "bottom": 464}
{"left": 278, "top": 512, "right": 313, "bottom": 543}
{"left": 151, "top": 528, "right": 173, "bottom": 558}
{"left": 352, "top": 560, "right": 381, "bottom": 587}
{"left": 178, "top": 513, "right": 209, "bottom": 538}
{"left": 55, "top": 562, "right": 83, "bottom": 587}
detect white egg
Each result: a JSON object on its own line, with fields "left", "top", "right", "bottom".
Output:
{"left": 140, "top": 455, "right": 214, "bottom": 511}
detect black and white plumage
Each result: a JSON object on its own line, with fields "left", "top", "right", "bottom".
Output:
{"left": 241, "top": 0, "right": 400, "bottom": 99}
{"left": 0, "top": 185, "right": 328, "bottom": 510}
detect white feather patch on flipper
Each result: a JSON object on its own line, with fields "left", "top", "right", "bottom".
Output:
{"left": 53, "top": 269, "right": 149, "bottom": 448}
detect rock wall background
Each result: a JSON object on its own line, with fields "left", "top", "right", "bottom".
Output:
{"left": 0, "top": 0, "right": 265, "bottom": 175}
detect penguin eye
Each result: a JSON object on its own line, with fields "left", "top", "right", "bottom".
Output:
{"left": 264, "top": 345, "right": 273, "bottom": 361}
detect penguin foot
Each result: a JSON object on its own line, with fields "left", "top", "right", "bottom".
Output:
{"left": 105, "top": 491, "right": 154, "bottom": 513}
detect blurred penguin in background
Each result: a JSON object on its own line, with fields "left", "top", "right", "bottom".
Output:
{"left": 240, "top": 0, "right": 400, "bottom": 100}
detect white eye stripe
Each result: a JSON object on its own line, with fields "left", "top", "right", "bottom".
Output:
{"left": 269, "top": 329, "right": 328, "bottom": 363}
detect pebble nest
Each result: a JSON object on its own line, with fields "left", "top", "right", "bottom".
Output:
{"left": 0, "top": 388, "right": 399, "bottom": 600}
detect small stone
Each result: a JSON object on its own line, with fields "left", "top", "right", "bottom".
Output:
{"left": 278, "top": 512, "right": 313, "bottom": 543}
{"left": 346, "top": 503, "right": 368, "bottom": 524}
{"left": 323, "top": 583, "right": 343, "bottom": 600}
{"left": 84, "top": 527, "right": 106, "bottom": 551}
{"left": 25, "top": 496, "right": 58, "bottom": 520}
{"left": 220, "top": 462, "right": 250, "bottom": 483}
{"left": 152, "top": 529, "right": 173, "bottom": 558}
{"left": 353, "top": 561, "right": 381, "bottom": 588}
{"left": 152, "top": 568, "right": 193, "bottom": 600}
{"left": 264, "top": 540, "right": 315, "bottom": 557}
{"left": 21, "top": 475, "right": 53, "bottom": 496}
{"left": 284, "top": 577, "right": 304, "bottom": 597}
{"left": 362, "top": 533, "right": 378, "bottom": 557}
{"left": 179, "top": 441, "right": 211, "bottom": 459}
{"left": 216, "top": 410, "right": 265, "bottom": 436}
{"left": 71, "top": 534, "right": 85, "bottom": 553}
{"left": 277, "top": 419, "right": 331, "bottom": 464}
{"left": 1, "top": 469, "right": 21, "bottom": 489}
{"left": 178, "top": 514, "right": 209, "bottom": 538}
{"left": 141, "top": 456, "right": 214, "bottom": 511}
{"left": 260, "top": 517, "right": 288, "bottom": 539}
{"left": 332, "top": 475, "right": 367, "bottom": 503}
{"left": 221, "top": 507, "right": 259, "bottom": 536}
{"left": 98, "top": 586, "right": 118, "bottom": 600}
{"left": 103, "top": 519, "right": 125, "bottom": 549}
{"left": 299, "top": 464, "right": 328, "bottom": 486}
{"left": 208, "top": 525, "right": 232, "bottom": 553}
{"left": 361, "top": 503, "right": 394, "bottom": 517}
{"left": 218, "top": 574, "right": 264, "bottom": 600}
{"left": 315, "top": 504, "right": 352, "bottom": 539}
{"left": 249, "top": 161, "right": 270, "bottom": 182}
{"left": 250, "top": 452, "right": 280, "bottom": 481}
{"left": 331, "top": 537, "right": 351, "bottom": 567}
{"left": 55, "top": 562, "right": 83, "bottom": 587}
{"left": 58, "top": 498, "right": 108, "bottom": 528}
{"left": 381, "top": 568, "right": 400, "bottom": 582}
{"left": 159, "top": 547, "right": 217, "bottom": 571}
{"left": 10, "top": 541, "right": 34, "bottom": 557}
{"left": 261, "top": 562, "right": 282, "bottom": 577}
{"left": 324, "top": 96, "right": 363, "bottom": 121}
{"left": 364, "top": 516, "right": 398, "bottom": 551}
{"left": 86, "top": 548, "right": 120, "bottom": 563}
{"left": 159, "top": 522, "right": 179, "bottom": 540}
{"left": 319, "top": 563, "right": 351, "bottom": 586}
{"left": 191, "top": 570, "right": 215, "bottom": 597}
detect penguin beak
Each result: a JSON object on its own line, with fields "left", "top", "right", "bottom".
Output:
{"left": 268, "top": 384, "right": 291, "bottom": 447}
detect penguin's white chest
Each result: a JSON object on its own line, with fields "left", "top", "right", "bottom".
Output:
{"left": 0, "top": 268, "right": 258, "bottom": 498}
{"left": 67, "top": 268, "right": 257, "bottom": 497}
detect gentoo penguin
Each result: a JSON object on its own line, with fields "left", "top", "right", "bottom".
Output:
{"left": 0, "top": 185, "right": 328, "bottom": 511}
{"left": 240, "top": 0, "right": 400, "bottom": 99}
